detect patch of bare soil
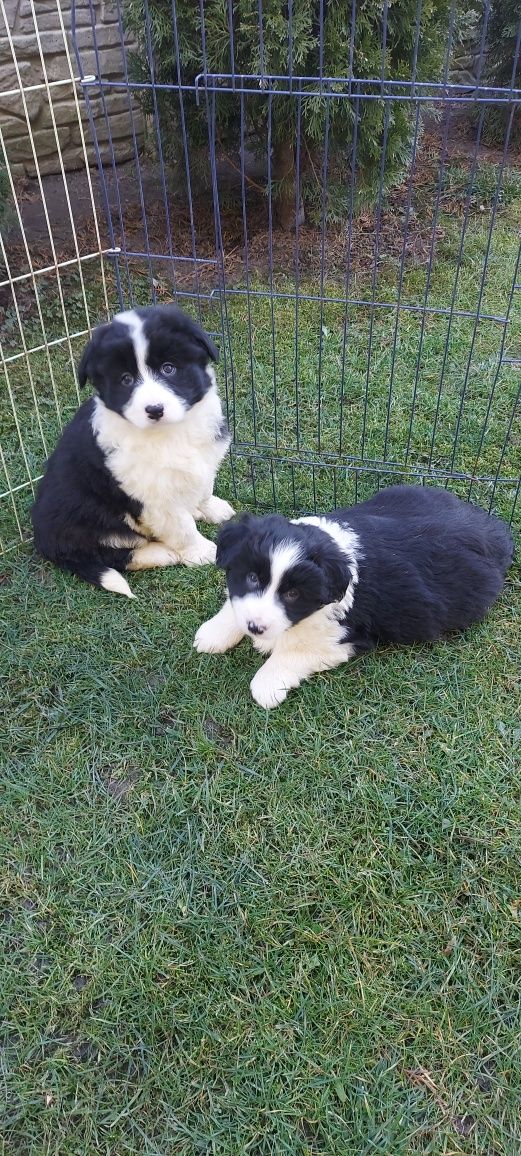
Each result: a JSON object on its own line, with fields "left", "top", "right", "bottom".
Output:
{"left": 1, "top": 112, "right": 519, "bottom": 314}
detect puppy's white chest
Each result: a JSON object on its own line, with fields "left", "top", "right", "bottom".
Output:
{"left": 93, "top": 394, "right": 226, "bottom": 515}
{"left": 117, "top": 434, "right": 198, "bottom": 487}
{"left": 111, "top": 435, "right": 209, "bottom": 507}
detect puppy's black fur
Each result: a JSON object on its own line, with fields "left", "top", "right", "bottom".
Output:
{"left": 77, "top": 306, "right": 218, "bottom": 413}
{"left": 217, "top": 486, "right": 514, "bottom": 653}
{"left": 339, "top": 486, "right": 513, "bottom": 651}
{"left": 31, "top": 305, "right": 225, "bottom": 593}
{"left": 218, "top": 513, "right": 353, "bottom": 622}
{"left": 31, "top": 399, "right": 143, "bottom": 588}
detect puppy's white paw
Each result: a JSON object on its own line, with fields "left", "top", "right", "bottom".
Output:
{"left": 199, "top": 496, "right": 236, "bottom": 525}
{"left": 194, "top": 617, "right": 234, "bottom": 653}
{"left": 194, "top": 600, "right": 245, "bottom": 654}
{"left": 178, "top": 537, "right": 217, "bottom": 566}
{"left": 250, "top": 665, "right": 295, "bottom": 709}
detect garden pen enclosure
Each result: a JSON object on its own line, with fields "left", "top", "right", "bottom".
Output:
{"left": 0, "top": 0, "right": 520, "bottom": 557}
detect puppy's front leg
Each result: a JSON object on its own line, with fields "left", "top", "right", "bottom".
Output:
{"left": 148, "top": 509, "right": 217, "bottom": 566}
{"left": 250, "top": 629, "right": 351, "bottom": 709}
{"left": 194, "top": 598, "right": 245, "bottom": 653}
{"left": 250, "top": 653, "right": 310, "bottom": 709}
{"left": 196, "top": 495, "right": 236, "bottom": 524}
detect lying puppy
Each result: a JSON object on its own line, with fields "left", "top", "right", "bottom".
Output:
{"left": 32, "top": 305, "right": 234, "bottom": 596}
{"left": 194, "top": 485, "right": 514, "bottom": 708}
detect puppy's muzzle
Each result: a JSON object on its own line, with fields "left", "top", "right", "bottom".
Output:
{"left": 145, "top": 403, "right": 164, "bottom": 421}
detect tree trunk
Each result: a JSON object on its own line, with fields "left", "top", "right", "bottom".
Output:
{"left": 272, "top": 137, "right": 300, "bottom": 232}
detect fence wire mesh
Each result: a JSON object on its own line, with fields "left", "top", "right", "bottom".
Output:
{"left": 0, "top": 0, "right": 520, "bottom": 557}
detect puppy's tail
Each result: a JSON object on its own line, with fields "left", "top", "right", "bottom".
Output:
{"left": 62, "top": 559, "right": 136, "bottom": 598}
{"left": 98, "top": 567, "right": 136, "bottom": 599}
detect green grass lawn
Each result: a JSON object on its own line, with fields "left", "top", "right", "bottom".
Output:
{"left": 1, "top": 171, "right": 520, "bottom": 1153}
{"left": 1, "top": 547, "right": 520, "bottom": 1154}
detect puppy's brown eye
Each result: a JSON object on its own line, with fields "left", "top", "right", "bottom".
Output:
{"left": 282, "top": 588, "right": 299, "bottom": 602}
{"left": 120, "top": 372, "right": 134, "bottom": 388}
{"left": 161, "top": 362, "right": 176, "bottom": 376}
{"left": 246, "top": 572, "right": 260, "bottom": 589}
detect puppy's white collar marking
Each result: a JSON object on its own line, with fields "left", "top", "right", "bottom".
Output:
{"left": 293, "top": 515, "right": 361, "bottom": 578}
{"left": 292, "top": 514, "right": 361, "bottom": 610}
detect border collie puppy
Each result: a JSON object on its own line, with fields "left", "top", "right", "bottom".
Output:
{"left": 31, "top": 305, "right": 235, "bottom": 597}
{"left": 194, "top": 485, "right": 513, "bottom": 708}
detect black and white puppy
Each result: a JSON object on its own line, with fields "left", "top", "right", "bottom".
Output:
{"left": 31, "top": 305, "right": 235, "bottom": 597}
{"left": 194, "top": 485, "right": 514, "bottom": 708}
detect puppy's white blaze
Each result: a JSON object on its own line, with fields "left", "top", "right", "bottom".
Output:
{"left": 114, "top": 309, "right": 149, "bottom": 377}
{"left": 270, "top": 540, "right": 304, "bottom": 588}
{"left": 100, "top": 567, "right": 136, "bottom": 598}
{"left": 232, "top": 539, "right": 303, "bottom": 641}
{"left": 114, "top": 309, "right": 187, "bottom": 428}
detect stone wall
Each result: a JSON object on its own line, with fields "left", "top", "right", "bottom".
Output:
{"left": 0, "top": 0, "right": 144, "bottom": 178}
{"left": 0, "top": 3, "right": 486, "bottom": 184}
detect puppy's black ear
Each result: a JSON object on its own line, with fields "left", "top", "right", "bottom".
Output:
{"left": 196, "top": 326, "right": 219, "bottom": 364}
{"left": 77, "top": 323, "right": 110, "bottom": 387}
{"left": 184, "top": 313, "right": 219, "bottom": 363}
{"left": 164, "top": 306, "right": 219, "bottom": 363}
{"left": 216, "top": 515, "right": 253, "bottom": 569}
{"left": 312, "top": 541, "right": 353, "bottom": 604}
{"left": 77, "top": 339, "right": 94, "bottom": 388}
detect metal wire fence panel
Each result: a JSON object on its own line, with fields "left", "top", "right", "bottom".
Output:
{"left": 0, "top": 0, "right": 120, "bottom": 554}
{"left": 0, "top": 0, "right": 520, "bottom": 556}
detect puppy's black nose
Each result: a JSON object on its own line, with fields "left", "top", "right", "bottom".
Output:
{"left": 248, "top": 621, "right": 265, "bottom": 635}
{"left": 145, "top": 404, "right": 164, "bottom": 421}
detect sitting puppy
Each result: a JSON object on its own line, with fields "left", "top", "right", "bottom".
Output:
{"left": 194, "top": 485, "right": 513, "bottom": 708}
{"left": 32, "top": 305, "right": 234, "bottom": 596}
